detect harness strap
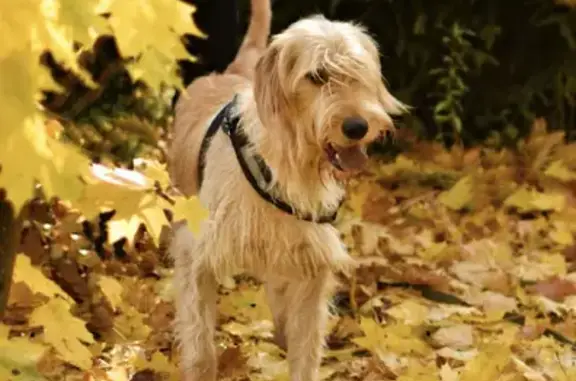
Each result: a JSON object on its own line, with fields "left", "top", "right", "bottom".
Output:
{"left": 197, "top": 102, "right": 236, "bottom": 188}
{"left": 197, "top": 96, "right": 342, "bottom": 224}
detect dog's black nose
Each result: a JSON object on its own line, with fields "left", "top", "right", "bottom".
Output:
{"left": 342, "top": 117, "right": 369, "bottom": 140}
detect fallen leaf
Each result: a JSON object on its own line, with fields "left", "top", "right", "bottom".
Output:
{"left": 430, "top": 324, "right": 474, "bottom": 349}
{"left": 459, "top": 344, "right": 511, "bottom": 381}
{"left": 0, "top": 324, "right": 49, "bottom": 381}
{"left": 528, "top": 277, "right": 576, "bottom": 302}
{"left": 12, "top": 254, "right": 73, "bottom": 304}
{"left": 438, "top": 175, "right": 473, "bottom": 211}
{"left": 98, "top": 275, "right": 124, "bottom": 312}
{"left": 29, "top": 298, "right": 95, "bottom": 370}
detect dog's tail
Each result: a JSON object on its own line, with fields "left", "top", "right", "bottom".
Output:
{"left": 225, "top": 0, "right": 272, "bottom": 79}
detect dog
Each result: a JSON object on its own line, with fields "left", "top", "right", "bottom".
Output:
{"left": 168, "top": 0, "right": 406, "bottom": 379}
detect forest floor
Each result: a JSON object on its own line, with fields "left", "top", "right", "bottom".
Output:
{"left": 2, "top": 119, "right": 576, "bottom": 381}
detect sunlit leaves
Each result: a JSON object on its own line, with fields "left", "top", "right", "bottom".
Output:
{"left": 30, "top": 298, "right": 96, "bottom": 370}
{"left": 0, "top": 325, "right": 48, "bottom": 381}
{"left": 98, "top": 0, "right": 203, "bottom": 92}
{"left": 0, "top": 117, "right": 91, "bottom": 210}
{"left": 0, "top": 0, "right": 202, "bottom": 212}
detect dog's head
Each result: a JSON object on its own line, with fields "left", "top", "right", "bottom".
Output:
{"left": 253, "top": 15, "right": 407, "bottom": 175}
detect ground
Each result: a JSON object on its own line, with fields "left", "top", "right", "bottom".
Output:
{"left": 2, "top": 119, "right": 576, "bottom": 381}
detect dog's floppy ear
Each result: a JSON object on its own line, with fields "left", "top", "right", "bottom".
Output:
{"left": 378, "top": 84, "right": 409, "bottom": 116}
{"left": 253, "top": 46, "right": 289, "bottom": 124}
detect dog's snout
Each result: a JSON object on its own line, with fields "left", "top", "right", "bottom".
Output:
{"left": 342, "top": 117, "right": 369, "bottom": 140}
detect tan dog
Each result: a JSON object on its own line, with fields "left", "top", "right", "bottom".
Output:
{"left": 168, "top": 0, "right": 406, "bottom": 380}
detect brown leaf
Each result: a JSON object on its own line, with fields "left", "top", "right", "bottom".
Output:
{"left": 218, "top": 346, "right": 247, "bottom": 379}
{"left": 462, "top": 147, "right": 481, "bottom": 168}
{"left": 362, "top": 192, "right": 395, "bottom": 225}
{"left": 519, "top": 321, "right": 547, "bottom": 340}
{"left": 19, "top": 224, "right": 48, "bottom": 265}
{"left": 51, "top": 258, "right": 90, "bottom": 301}
{"left": 146, "top": 301, "right": 175, "bottom": 331}
{"left": 563, "top": 243, "right": 576, "bottom": 262}
{"left": 402, "top": 266, "right": 451, "bottom": 291}
{"left": 527, "top": 277, "right": 576, "bottom": 301}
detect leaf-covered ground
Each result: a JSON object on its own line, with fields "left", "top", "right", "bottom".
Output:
{"left": 2, "top": 119, "right": 576, "bottom": 381}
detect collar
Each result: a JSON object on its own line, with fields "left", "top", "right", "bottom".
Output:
{"left": 217, "top": 96, "right": 343, "bottom": 224}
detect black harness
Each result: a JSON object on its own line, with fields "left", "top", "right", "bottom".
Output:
{"left": 197, "top": 97, "right": 343, "bottom": 224}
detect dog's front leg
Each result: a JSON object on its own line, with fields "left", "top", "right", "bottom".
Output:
{"left": 283, "top": 270, "right": 335, "bottom": 381}
{"left": 172, "top": 235, "right": 219, "bottom": 381}
{"left": 265, "top": 278, "right": 289, "bottom": 351}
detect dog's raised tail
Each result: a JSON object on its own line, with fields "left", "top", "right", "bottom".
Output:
{"left": 225, "top": 0, "right": 272, "bottom": 78}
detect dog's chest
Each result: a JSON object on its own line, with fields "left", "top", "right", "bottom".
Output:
{"left": 199, "top": 135, "right": 353, "bottom": 278}
{"left": 204, "top": 194, "right": 352, "bottom": 278}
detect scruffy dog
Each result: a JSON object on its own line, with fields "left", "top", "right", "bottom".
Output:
{"left": 168, "top": 0, "right": 406, "bottom": 380}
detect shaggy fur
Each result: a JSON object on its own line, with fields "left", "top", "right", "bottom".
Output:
{"left": 168, "top": 0, "right": 406, "bottom": 380}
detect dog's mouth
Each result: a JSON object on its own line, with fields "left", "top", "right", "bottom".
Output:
{"left": 324, "top": 142, "right": 369, "bottom": 172}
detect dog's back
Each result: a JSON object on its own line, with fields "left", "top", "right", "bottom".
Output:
{"left": 168, "top": 0, "right": 271, "bottom": 197}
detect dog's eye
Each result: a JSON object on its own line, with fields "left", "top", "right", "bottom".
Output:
{"left": 305, "top": 69, "right": 329, "bottom": 86}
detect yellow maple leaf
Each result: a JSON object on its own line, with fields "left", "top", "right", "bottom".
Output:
{"left": 0, "top": 324, "right": 48, "bottom": 381}
{"left": 134, "top": 351, "right": 177, "bottom": 381}
{"left": 397, "top": 360, "right": 440, "bottom": 381}
{"left": 222, "top": 320, "right": 275, "bottom": 339}
{"left": 139, "top": 204, "right": 169, "bottom": 246}
{"left": 113, "top": 305, "right": 151, "bottom": 341}
{"left": 129, "top": 48, "right": 183, "bottom": 93}
{"left": 56, "top": 0, "right": 110, "bottom": 46}
{"left": 171, "top": 196, "right": 209, "bottom": 235}
{"left": 36, "top": 8, "right": 96, "bottom": 87}
{"left": 98, "top": 275, "right": 124, "bottom": 312}
{"left": 133, "top": 158, "right": 171, "bottom": 189}
{"left": 0, "top": 2, "right": 43, "bottom": 58}
{"left": 246, "top": 342, "right": 289, "bottom": 381}
{"left": 107, "top": 216, "right": 143, "bottom": 244}
{"left": 29, "top": 298, "right": 95, "bottom": 370}
{"left": 438, "top": 175, "right": 473, "bottom": 211}
{"left": 504, "top": 186, "right": 566, "bottom": 213}
{"left": 544, "top": 160, "right": 576, "bottom": 181}
{"left": 385, "top": 299, "right": 430, "bottom": 325}
{"left": 77, "top": 164, "right": 206, "bottom": 244}
{"left": 353, "top": 317, "right": 432, "bottom": 357}
{"left": 459, "top": 344, "right": 511, "bottom": 381}
{"left": 99, "top": 0, "right": 202, "bottom": 92}
{"left": 549, "top": 221, "right": 574, "bottom": 246}
{"left": 12, "top": 254, "right": 73, "bottom": 304}
{"left": 218, "top": 287, "right": 273, "bottom": 323}
{"left": 0, "top": 117, "right": 91, "bottom": 211}
{"left": 0, "top": 50, "right": 45, "bottom": 138}
{"left": 439, "top": 363, "right": 460, "bottom": 381}
{"left": 76, "top": 178, "right": 150, "bottom": 216}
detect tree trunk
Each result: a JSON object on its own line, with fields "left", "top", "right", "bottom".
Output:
{"left": 0, "top": 192, "right": 17, "bottom": 319}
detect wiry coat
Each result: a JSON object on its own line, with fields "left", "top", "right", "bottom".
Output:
{"left": 168, "top": 1, "right": 405, "bottom": 380}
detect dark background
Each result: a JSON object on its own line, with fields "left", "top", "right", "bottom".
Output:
{"left": 41, "top": 0, "right": 576, "bottom": 163}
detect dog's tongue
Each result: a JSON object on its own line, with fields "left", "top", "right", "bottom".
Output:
{"left": 337, "top": 146, "right": 368, "bottom": 171}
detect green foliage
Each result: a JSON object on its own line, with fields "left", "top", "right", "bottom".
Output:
{"left": 41, "top": 36, "right": 176, "bottom": 165}
{"left": 37, "top": 0, "right": 576, "bottom": 158}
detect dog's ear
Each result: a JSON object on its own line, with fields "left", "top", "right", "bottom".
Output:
{"left": 378, "top": 84, "right": 409, "bottom": 116}
{"left": 253, "top": 46, "right": 289, "bottom": 124}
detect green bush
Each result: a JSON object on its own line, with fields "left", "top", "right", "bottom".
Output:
{"left": 45, "top": 0, "right": 576, "bottom": 162}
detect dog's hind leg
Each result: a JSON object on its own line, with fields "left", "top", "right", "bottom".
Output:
{"left": 281, "top": 270, "right": 336, "bottom": 381}
{"left": 172, "top": 226, "right": 219, "bottom": 381}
